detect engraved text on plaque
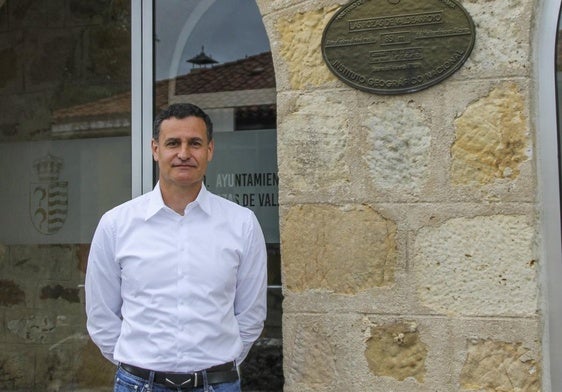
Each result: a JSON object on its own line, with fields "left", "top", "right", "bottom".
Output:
{"left": 321, "top": 0, "right": 476, "bottom": 94}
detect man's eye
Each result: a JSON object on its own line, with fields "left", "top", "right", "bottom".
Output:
{"left": 166, "top": 141, "right": 179, "bottom": 147}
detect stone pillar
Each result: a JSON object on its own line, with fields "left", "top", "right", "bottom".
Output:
{"left": 258, "top": 0, "right": 540, "bottom": 390}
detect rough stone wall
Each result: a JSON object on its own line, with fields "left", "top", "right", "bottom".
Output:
{"left": 257, "top": 0, "right": 540, "bottom": 391}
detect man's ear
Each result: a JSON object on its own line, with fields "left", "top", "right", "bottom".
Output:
{"left": 207, "top": 139, "right": 215, "bottom": 162}
{"left": 151, "top": 139, "right": 159, "bottom": 161}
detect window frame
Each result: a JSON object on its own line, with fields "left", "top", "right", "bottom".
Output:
{"left": 131, "top": 0, "right": 155, "bottom": 197}
{"left": 536, "top": 0, "right": 562, "bottom": 390}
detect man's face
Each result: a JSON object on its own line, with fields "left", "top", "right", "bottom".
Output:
{"left": 152, "top": 116, "right": 214, "bottom": 191}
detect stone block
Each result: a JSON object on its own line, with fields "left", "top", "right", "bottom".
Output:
{"left": 277, "top": 91, "right": 353, "bottom": 198}
{"left": 74, "top": 338, "right": 115, "bottom": 389}
{"left": 275, "top": 5, "right": 339, "bottom": 90}
{"left": 362, "top": 99, "right": 431, "bottom": 194}
{"left": 0, "top": 279, "right": 25, "bottom": 307}
{"left": 460, "top": 339, "right": 540, "bottom": 391}
{"left": 6, "top": 310, "right": 56, "bottom": 343}
{"left": 447, "top": 317, "right": 541, "bottom": 391}
{"left": 458, "top": 0, "right": 532, "bottom": 79}
{"left": 9, "top": 244, "right": 74, "bottom": 282}
{"left": 0, "top": 91, "right": 54, "bottom": 142}
{"left": 29, "top": 337, "right": 117, "bottom": 390}
{"left": 282, "top": 204, "right": 396, "bottom": 293}
{"left": 451, "top": 82, "right": 529, "bottom": 185}
{"left": 358, "top": 316, "right": 453, "bottom": 391}
{"left": 5, "top": 307, "right": 86, "bottom": 345}
{"left": 413, "top": 215, "right": 537, "bottom": 316}
{"left": 364, "top": 320, "right": 427, "bottom": 382}
{"left": 34, "top": 332, "right": 93, "bottom": 390}
{"left": 0, "top": 344, "right": 35, "bottom": 390}
{"left": 283, "top": 316, "right": 337, "bottom": 391}
{"left": 35, "top": 282, "right": 85, "bottom": 313}
{"left": 434, "top": 79, "right": 534, "bottom": 203}
{"left": 40, "top": 284, "right": 81, "bottom": 303}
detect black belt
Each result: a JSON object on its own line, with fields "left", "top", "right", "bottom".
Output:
{"left": 120, "top": 362, "right": 238, "bottom": 389}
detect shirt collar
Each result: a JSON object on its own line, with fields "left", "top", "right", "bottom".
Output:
{"left": 144, "top": 182, "right": 212, "bottom": 220}
{"left": 194, "top": 184, "right": 212, "bottom": 216}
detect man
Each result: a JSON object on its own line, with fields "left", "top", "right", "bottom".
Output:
{"left": 86, "top": 103, "right": 268, "bottom": 392}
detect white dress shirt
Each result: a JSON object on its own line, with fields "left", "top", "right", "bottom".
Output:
{"left": 85, "top": 183, "right": 267, "bottom": 372}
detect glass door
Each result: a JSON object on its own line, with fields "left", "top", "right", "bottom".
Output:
{"left": 153, "top": 1, "right": 282, "bottom": 390}
{"left": 0, "top": 0, "right": 132, "bottom": 390}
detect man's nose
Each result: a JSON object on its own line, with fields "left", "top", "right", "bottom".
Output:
{"left": 177, "top": 143, "right": 191, "bottom": 160}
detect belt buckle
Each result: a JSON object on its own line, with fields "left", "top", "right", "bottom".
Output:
{"left": 164, "top": 372, "right": 197, "bottom": 390}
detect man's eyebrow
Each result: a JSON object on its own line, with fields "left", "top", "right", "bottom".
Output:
{"left": 163, "top": 136, "right": 204, "bottom": 142}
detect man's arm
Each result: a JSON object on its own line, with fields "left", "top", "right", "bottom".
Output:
{"left": 234, "top": 212, "right": 268, "bottom": 363}
{"left": 85, "top": 213, "right": 123, "bottom": 364}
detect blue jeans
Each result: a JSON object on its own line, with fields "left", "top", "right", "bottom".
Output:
{"left": 114, "top": 366, "right": 241, "bottom": 392}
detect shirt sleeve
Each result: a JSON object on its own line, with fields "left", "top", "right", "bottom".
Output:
{"left": 234, "top": 212, "right": 268, "bottom": 364}
{"left": 85, "top": 212, "right": 123, "bottom": 364}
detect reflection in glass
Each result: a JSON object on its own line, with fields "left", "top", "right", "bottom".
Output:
{"left": 155, "top": 1, "right": 282, "bottom": 390}
{"left": 0, "top": 0, "right": 131, "bottom": 389}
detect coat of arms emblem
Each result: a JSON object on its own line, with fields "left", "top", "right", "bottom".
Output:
{"left": 30, "top": 154, "right": 68, "bottom": 235}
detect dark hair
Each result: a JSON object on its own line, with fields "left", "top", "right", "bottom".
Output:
{"left": 153, "top": 103, "right": 213, "bottom": 142}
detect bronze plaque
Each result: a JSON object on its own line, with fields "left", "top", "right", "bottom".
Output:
{"left": 321, "top": 0, "right": 475, "bottom": 94}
